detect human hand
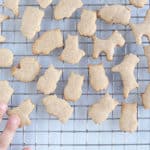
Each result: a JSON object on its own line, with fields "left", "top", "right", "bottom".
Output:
{"left": 0, "top": 102, "right": 31, "bottom": 150}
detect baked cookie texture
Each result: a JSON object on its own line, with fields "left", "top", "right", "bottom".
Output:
{"left": 64, "top": 72, "right": 84, "bottom": 102}
{"left": 3, "top": 0, "right": 20, "bottom": 16}
{"left": 77, "top": 9, "right": 97, "bottom": 37}
{"left": 142, "top": 84, "right": 150, "bottom": 109}
{"left": 144, "top": 46, "right": 150, "bottom": 72}
{"left": 21, "top": 6, "right": 44, "bottom": 40}
{"left": 59, "top": 34, "right": 85, "bottom": 64}
{"left": 37, "top": 0, "right": 52, "bottom": 9}
{"left": 92, "top": 31, "right": 125, "bottom": 60}
{"left": 0, "top": 35, "right": 6, "bottom": 43}
{"left": 54, "top": 0, "right": 83, "bottom": 20}
{"left": 7, "top": 99, "right": 35, "bottom": 128}
{"left": 88, "top": 93, "right": 119, "bottom": 124}
{"left": 37, "top": 65, "right": 62, "bottom": 95}
{"left": 0, "top": 14, "right": 9, "bottom": 24}
{"left": 0, "top": 80, "right": 14, "bottom": 104}
{"left": 12, "top": 57, "right": 40, "bottom": 82}
{"left": 120, "top": 103, "right": 138, "bottom": 132}
{"left": 97, "top": 5, "right": 131, "bottom": 25}
{"left": 32, "top": 29, "right": 63, "bottom": 55}
{"left": 112, "top": 54, "right": 139, "bottom": 98}
{"left": 130, "top": 10, "right": 150, "bottom": 45}
{"left": 88, "top": 64, "right": 109, "bottom": 92}
{"left": 130, "top": 0, "right": 147, "bottom": 8}
{"left": 0, "top": 48, "right": 13, "bottom": 67}
{"left": 42, "top": 95, "right": 73, "bottom": 123}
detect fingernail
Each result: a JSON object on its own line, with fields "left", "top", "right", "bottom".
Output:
{"left": 8, "top": 115, "right": 20, "bottom": 126}
{"left": 0, "top": 103, "right": 7, "bottom": 113}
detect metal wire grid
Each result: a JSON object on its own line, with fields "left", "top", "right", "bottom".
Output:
{"left": 0, "top": 0, "right": 150, "bottom": 149}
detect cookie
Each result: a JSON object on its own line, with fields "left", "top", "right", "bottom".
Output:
{"left": 141, "top": 84, "right": 150, "bottom": 109}
{"left": 88, "top": 64, "right": 109, "bottom": 92}
{"left": 3, "top": 0, "right": 20, "bottom": 16}
{"left": 120, "top": 103, "right": 138, "bottom": 132}
{"left": 144, "top": 46, "right": 150, "bottom": 72}
{"left": 112, "top": 54, "right": 139, "bottom": 98}
{"left": 12, "top": 57, "right": 40, "bottom": 82}
{"left": 37, "top": 65, "right": 62, "bottom": 94}
{"left": 32, "top": 29, "right": 63, "bottom": 55}
{"left": 0, "top": 80, "right": 14, "bottom": 104}
{"left": 130, "top": 10, "right": 150, "bottom": 45}
{"left": 21, "top": 6, "right": 44, "bottom": 40}
{"left": 42, "top": 95, "right": 73, "bottom": 123}
{"left": 130, "top": 0, "right": 147, "bottom": 8}
{"left": 7, "top": 99, "right": 35, "bottom": 128}
{"left": 77, "top": 9, "right": 97, "bottom": 37}
{"left": 0, "top": 48, "right": 13, "bottom": 67}
{"left": 92, "top": 31, "right": 125, "bottom": 60}
{"left": 97, "top": 5, "right": 131, "bottom": 25}
{"left": 37, "top": 0, "right": 52, "bottom": 9}
{"left": 0, "top": 14, "right": 9, "bottom": 24}
{"left": 88, "top": 93, "right": 119, "bottom": 124}
{"left": 54, "top": 0, "right": 83, "bottom": 20}
{"left": 59, "top": 34, "right": 85, "bottom": 64}
{"left": 64, "top": 72, "right": 84, "bottom": 102}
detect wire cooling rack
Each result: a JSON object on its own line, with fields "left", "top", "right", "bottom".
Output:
{"left": 1, "top": 0, "right": 150, "bottom": 149}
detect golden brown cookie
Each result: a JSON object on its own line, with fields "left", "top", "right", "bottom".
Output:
{"left": 54, "top": 0, "right": 83, "bottom": 20}
{"left": 42, "top": 95, "right": 73, "bottom": 123}
{"left": 88, "top": 93, "right": 119, "bottom": 124}
{"left": 64, "top": 72, "right": 84, "bottom": 102}
{"left": 130, "top": 0, "right": 147, "bottom": 8}
{"left": 112, "top": 54, "right": 139, "bottom": 98}
{"left": 37, "top": 0, "right": 52, "bottom": 9}
{"left": 37, "top": 65, "right": 62, "bottom": 94}
{"left": 59, "top": 34, "right": 85, "bottom": 64}
{"left": 92, "top": 31, "right": 125, "bottom": 60}
{"left": 12, "top": 57, "right": 40, "bottom": 82}
{"left": 32, "top": 29, "right": 63, "bottom": 55}
{"left": 120, "top": 103, "right": 138, "bottom": 132}
{"left": 142, "top": 84, "right": 150, "bottom": 109}
{"left": 144, "top": 45, "right": 150, "bottom": 72}
{"left": 7, "top": 99, "right": 35, "bottom": 128}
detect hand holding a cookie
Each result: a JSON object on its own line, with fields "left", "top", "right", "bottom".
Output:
{"left": 0, "top": 103, "right": 31, "bottom": 150}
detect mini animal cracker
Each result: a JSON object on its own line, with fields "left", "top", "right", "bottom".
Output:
{"left": 32, "top": 29, "right": 63, "bottom": 55}
{"left": 88, "top": 64, "right": 109, "bottom": 92}
{"left": 141, "top": 84, "right": 150, "bottom": 109}
{"left": 7, "top": 99, "right": 35, "bottom": 128}
{"left": 12, "top": 57, "right": 40, "bottom": 82}
{"left": 0, "top": 80, "right": 14, "bottom": 104}
{"left": 144, "top": 46, "right": 150, "bottom": 72}
{"left": 37, "top": 65, "right": 62, "bottom": 95}
{"left": 130, "top": 10, "right": 150, "bottom": 45}
{"left": 42, "top": 95, "right": 73, "bottom": 123}
{"left": 112, "top": 54, "right": 139, "bottom": 98}
{"left": 3, "top": 0, "right": 20, "bottom": 16}
{"left": 97, "top": 5, "right": 131, "bottom": 25}
{"left": 37, "top": 0, "right": 52, "bottom": 9}
{"left": 54, "top": 0, "right": 83, "bottom": 20}
{"left": 130, "top": 0, "right": 147, "bottom": 8}
{"left": 59, "top": 34, "right": 85, "bottom": 64}
{"left": 92, "top": 31, "right": 125, "bottom": 60}
{"left": 0, "top": 48, "right": 13, "bottom": 67}
{"left": 77, "top": 9, "right": 97, "bottom": 37}
{"left": 120, "top": 103, "right": 138, "bottom": 132}
{"left": 0, "top": 14, "right": 9, "bottom": 24}
{"left": 21, "top": 6, "right": 44, "bottom": 40}
{"left": 88, "top": 93, "right": 119, "bottom": 124}
{"left": 64, "top": 72, "right": 84, "bottom": 102}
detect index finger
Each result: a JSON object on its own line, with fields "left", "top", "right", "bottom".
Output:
{"left": 0, "top": 115, "right": 20, "bottom": 150}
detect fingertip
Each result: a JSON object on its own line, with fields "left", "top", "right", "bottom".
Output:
{"left": 7, "top": 115, "right": 20, "bottom": 130}
{"left": 23, "top": 147, "right": 31, "bottom": 150}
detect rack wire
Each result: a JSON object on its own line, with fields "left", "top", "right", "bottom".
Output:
{"left": 0, "top": 0, "right": 150, "bottom": 149}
